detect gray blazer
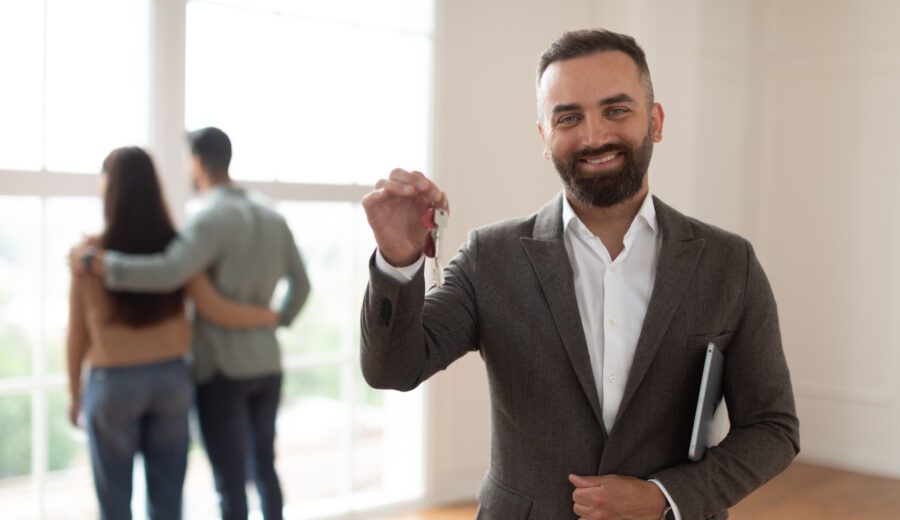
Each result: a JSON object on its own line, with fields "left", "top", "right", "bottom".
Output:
{"left": 360, "top": 195, "right": 799, "bottom": 519}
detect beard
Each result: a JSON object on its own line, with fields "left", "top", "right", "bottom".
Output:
{"left": 552, "top": 124, "right": 654, "bottom": 208}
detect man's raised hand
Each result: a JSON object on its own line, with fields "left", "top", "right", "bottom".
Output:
{"left": 362, "top": 169, "right": 448, "bottom": 267}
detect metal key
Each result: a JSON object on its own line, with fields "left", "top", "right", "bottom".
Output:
{"left": 431, "top": 207, "right": 448, "bottom": 287}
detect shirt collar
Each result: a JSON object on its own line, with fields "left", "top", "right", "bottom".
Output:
{"left": 561, "top": 191, "right": 659, "bottom": 238}
{"left": 210, "top": 184, "right": 246, "bottom": 199}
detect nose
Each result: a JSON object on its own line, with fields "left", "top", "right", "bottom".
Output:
{"left": 580, "top": 113, "right": 615, "bottom": 149}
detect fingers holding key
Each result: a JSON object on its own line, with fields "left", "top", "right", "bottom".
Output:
{"left": 363, "top": 169, "right": 449, "bottom": 267}
{"left": 374, "top": 177, "right": 416, "bottom": 197}
{"left": 388, "top": 169, "right": 443, "bottom": 203}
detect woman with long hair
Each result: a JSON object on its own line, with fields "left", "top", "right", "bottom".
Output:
{"left": 66, "top": 146, "right": 277, "bottom": 520}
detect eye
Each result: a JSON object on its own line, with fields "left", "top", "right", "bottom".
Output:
{"left": 557, "top": 113, "right": 582, "bottom": 126}
{"left": 606, "top": 107, "right": 630, "bottom": 117}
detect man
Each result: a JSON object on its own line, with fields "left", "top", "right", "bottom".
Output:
{"left": 360, "top": 30, "right": 799, "bottom": 519}
{"left": 74, "top": 127, "right": 310, "bottom": 520}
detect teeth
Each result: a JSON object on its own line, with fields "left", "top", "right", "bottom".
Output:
{"left": 584, "top": 152, "right": 618, "bottom": 164}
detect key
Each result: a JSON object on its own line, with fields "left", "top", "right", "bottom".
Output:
{"left": 430, "top": 207, "right": 448, "bottom": 287}
{"left": 432, "top": 208, "right": 448, "bottom": 258}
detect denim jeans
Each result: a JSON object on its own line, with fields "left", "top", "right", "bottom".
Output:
{"left": 84, "top": 357, "right": 192, "bottom": 520}
{"left": 196, "top": 373, "right": 284, "bottom": 520}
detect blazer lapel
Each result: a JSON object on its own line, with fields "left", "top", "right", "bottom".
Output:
{"left": 520, "top": 195, "right": 607, "bottom": 436}
{"left": 611, "top": 197, "right": 706, "bottom": 431}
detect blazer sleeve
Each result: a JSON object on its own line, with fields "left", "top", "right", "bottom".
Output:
{"left": 650, "top": 242, "right": 800, "bottom": 518}
{"left": 360, "top": 230, "right": 480, "bottom": 392}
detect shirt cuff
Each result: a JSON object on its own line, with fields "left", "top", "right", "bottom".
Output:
{"left": 649, "top": 479, "right": 681, "bottom": 520}
{"left": 103, "top": 250, "right": 123, "bottom": 288}
{"left": 374, "top": 249, "right": 425, "bottom": 283}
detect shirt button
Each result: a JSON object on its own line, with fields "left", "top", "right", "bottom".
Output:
{"left": 610, "top": 265, "right": 618, "bottom": 273}
{"left": 609, "top": 317, "right": 618, "bottom": 326}
{"left": 609, "top": 375, "right": 617, "bottom": 383}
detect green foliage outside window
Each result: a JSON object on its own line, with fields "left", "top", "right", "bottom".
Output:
{"left": 0, "top": 394, "right": 31, "bottom": 478}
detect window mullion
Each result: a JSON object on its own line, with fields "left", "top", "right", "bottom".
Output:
{"left": 150, "top": 0, "right": 190, "bottom": 225}
{"left": 241, "top": 181, "right": 371, "bottom": 203}
{"left": 40, "top": 0, "right": 48, "bottom": 172}
{"left": 32, "top": 198, "right": 49, "bottom": 520}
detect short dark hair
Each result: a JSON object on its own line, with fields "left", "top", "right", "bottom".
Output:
{"left": 187, "top": 126, "right": 232, "bottom": 178}
{"left": 537, "top": 29, "right": 654, "bottom": 103}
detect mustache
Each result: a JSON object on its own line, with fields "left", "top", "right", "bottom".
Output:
{"left": 576, "top": 144, "right": 630, "bottom": 160}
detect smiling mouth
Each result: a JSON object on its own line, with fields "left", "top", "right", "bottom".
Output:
{"left": 580, "top": 151, "right": 621, "bottom": 165}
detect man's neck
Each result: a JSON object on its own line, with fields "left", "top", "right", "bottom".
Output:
{"left": 200, "top": 176, "right": 232, "bottom": 193}
{"left": 567, "top": 185, "right": 649, "bottom": 261}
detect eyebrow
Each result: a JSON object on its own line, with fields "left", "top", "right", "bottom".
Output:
{"left": 551, "top": 103, "right": 582, "bottom": 115}
{"left": 599, "top": 93, "right": 636, "bottom": 106}
{"left": 551, "top": 93, "right": 637, "bottom": 115}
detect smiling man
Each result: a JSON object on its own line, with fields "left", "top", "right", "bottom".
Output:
{"left": 360, "top": 29, "right": 799, "bottom": 519}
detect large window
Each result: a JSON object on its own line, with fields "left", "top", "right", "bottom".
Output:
{"left": 0, "top": 1, "right": 432, "bottom": 518}
{"left": 0, "top": 0, "right": 150, "bottom": 173}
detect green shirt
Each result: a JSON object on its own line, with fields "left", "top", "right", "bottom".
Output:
{"left": 105, "top": 185, "right": 310, "bottom": 383}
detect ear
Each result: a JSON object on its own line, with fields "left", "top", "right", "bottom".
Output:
{"left": 536, "top": 121, "right": 550, "bottom": 160}
{"left": 651, "top": 102, "right": 665, "bottom": 143}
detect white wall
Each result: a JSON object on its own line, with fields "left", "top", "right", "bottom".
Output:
{"left": 425, "top": 0, "right": 598, "bottom": 502}
{"left": 746, "top": 0, "right": 900, "bottom": 478}
{"left": 424, "top": 0, "right": 900, "bottom": 506}
{"left": 660, "top": 0, "right": 900, "bottom": 479}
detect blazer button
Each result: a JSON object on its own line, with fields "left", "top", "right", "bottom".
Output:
{"left": 379, "top": 298, "right": 392, "bottom": 326}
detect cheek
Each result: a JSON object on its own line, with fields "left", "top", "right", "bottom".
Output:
{"left": 550, "top": 133, "right": 580, "bottom": 158}
{"left": 622, "top": 126, "right": 651, "bottom": 149}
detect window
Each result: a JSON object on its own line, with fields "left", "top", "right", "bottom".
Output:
{"left": 0, "top": 1, "right": 151, "bottom": 517}
{"left": 0, "top": 0, "right": 151, "bottom": 174}
{"left": 0, "top": 0, "right": 432, "bottom": 518}
{"left": 0, "top": 196, "right": 103, "bottom": 519}
{"left": 184, "top": 0, "right": 432, "bottom": 185}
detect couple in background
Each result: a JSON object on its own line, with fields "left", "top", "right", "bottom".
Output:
{"left": 67, "top": 128, "right": 310, "bottom": 520}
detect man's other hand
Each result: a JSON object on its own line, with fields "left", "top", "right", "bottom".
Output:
{"left": 569, "top": 474, "right": 667, "bottom": 520}
{"left": 362, "top": 169, "right": 448, "bottom": 267}
{"left": 68, "top": 240, "right": 91, "bottom": 274}
{"left": 68, "top": 236, "right": 105, "bottom": 276}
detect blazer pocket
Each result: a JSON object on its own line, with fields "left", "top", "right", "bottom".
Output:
{"left": 476, "top": 475, "right": 533, "bottom": 520}
{"left": 686, "top": 331, "right": 734, "bottom": 352}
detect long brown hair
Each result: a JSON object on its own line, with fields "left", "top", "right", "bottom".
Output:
{"left": 100, "top": 147, "right": 184, "bottom": 327}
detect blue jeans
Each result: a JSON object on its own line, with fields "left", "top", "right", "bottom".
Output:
{"left": 196, "top": 373, "right": 283, "bottom": 520}
{"left": 84, "top": 357, "right": 192, "bottom": 520}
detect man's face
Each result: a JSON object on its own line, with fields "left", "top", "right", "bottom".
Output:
{"left": 536, "top": 51, "right": 664, "bottom": 208}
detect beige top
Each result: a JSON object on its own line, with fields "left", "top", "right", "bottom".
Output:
{"left": 67, "top": 272, "right": 275, "bottom": 398}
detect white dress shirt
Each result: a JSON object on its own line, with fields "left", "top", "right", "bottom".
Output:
{"left": 561, "top": 192, "right": 681, "bottom": 519}
{"left": 375, "top": 192, "right": 681, "bottom": 519}
{"left": 560, "top": 192, "right": 660, "bottom": 432}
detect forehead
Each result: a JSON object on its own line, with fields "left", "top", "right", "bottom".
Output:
{"left": 538, "top": 51, "right": 644, "bottom": 107}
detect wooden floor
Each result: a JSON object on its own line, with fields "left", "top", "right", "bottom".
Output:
{"left": 386, "top": 463, "right": 900, "bottom": 520}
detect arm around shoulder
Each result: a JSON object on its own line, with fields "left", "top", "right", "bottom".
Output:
{"left": 105, "top": 212, "right": 222, "bottom": 292}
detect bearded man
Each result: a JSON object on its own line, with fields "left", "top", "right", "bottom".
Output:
{"left": 358, "top": 29, "right": 799, "bottom": 520}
